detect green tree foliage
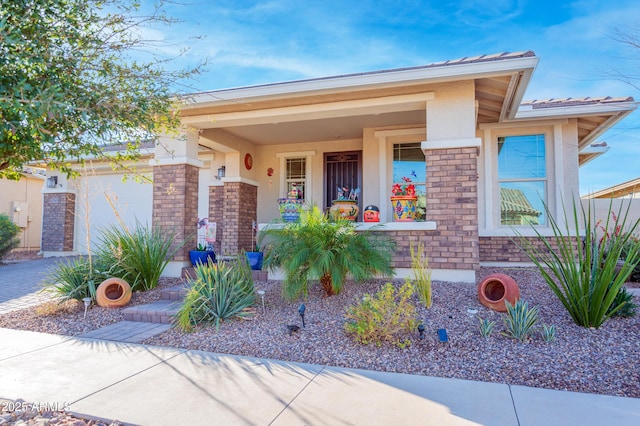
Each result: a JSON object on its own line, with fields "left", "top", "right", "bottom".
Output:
{"left": 0, "top": 0, "right": 202, "bottom": 179}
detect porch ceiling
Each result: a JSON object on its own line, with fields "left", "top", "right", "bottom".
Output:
{"left": 221, "top": 110, "right": 426, "bottom": 145}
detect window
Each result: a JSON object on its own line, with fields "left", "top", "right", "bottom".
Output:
{"left": 393, "top": 142, "right": 426, "bottom": 221}
{"left": 497, "top": 135, "right": 546, "bottom": 226}
{"left": 285, "top": 157, "right": 306, "bottom": 200}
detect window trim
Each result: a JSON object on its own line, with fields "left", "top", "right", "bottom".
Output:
{"left": 276, "top": 151, "right": 315, "bottom": 200}
{"left": 494, "top": 131, "right": 552, "bottom": 228}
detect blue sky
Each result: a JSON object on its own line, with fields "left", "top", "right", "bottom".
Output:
{"left": 150, "top": 0, "right": 640, "bottom": 195}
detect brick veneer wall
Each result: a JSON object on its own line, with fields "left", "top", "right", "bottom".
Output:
{"left": 152, "top": 164, "right": 198, "bottom": 261}
{"left": 479, "top": 236, "right": 579, "bottom": 263}
{"left": 209, "top": 185, "right": 224, "bottom": 254}
{"left": 220, "top": 181, "right": 257, "bottom": 255}
{"left": 405, "top": 146, "right": 479, "bottom": 270}
{"left": 42, "top": 192, "right": 75, "bottom": 251}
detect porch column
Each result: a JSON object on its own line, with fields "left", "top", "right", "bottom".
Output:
{"left": 152, "top": 129, "right": 202, "bottom": 276}
{"left": 41, "top": 191, "right": 76, "bottom": 254}
{"left": 422, "top": 80, "right": 480, "bottom": 277}
{"left": 217, "top": 180, "right": 258, "bottom": 255}
{"left": 421, "top": 141, "right": 481, "bottom": 273}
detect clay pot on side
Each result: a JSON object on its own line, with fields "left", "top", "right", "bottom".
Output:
{"left": 477, "top": 273, "right": 520, "bottom": 312}
{"left": 96, "top": 278, "right": 132, "bottom": 308}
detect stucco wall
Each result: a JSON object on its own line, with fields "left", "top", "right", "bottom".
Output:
{"left": 0, "top": 175, "right": 44, "bottom": 250}
{"left": 255, "top": 138, "right": 363, "bottom": 222}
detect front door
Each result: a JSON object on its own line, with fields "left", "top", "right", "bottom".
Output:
{"left": 324, "top": 151, "right": 362, "bottom": 220}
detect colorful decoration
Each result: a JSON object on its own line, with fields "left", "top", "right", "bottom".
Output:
{"left": 363, "top": 205, "right": 380, "bottom": 222}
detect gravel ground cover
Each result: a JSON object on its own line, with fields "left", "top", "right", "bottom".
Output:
{"left": 1, "top": 267, "right": 638, "bottom": 401}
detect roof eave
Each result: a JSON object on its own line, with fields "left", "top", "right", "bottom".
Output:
{"left": 185, "top": 56, "right": 540, "bottom": 108}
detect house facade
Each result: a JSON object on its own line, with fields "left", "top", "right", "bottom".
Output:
{"left": 40, "top": 51, "right": 637, "bottom": 282}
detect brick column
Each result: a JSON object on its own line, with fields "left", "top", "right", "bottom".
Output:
{"left": 209, "top": 185, "right": 224, "bottom": 254}
{"left": 219, "top": 181, "right": 257, "bottom": 255}
{"left": 422, "top": 146, "right": 479, "bottom": 271}
{"left": 42, "top": 192, "right": 75, "bottom": 252}
{"left": 152, "top": 164, "right": 199, "bottom": 262}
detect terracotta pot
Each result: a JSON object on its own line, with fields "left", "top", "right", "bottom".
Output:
{"left": 477, "top": 273, "right": 520, "bottom": 312}
{"left": 390, "top": 195, "right": 418, "bottom": 221}
{"left": 96, "top": 278, "right": 132, "bottom": 308}
{"left": 329, "top": 199, "right": 358, "bottom": 221}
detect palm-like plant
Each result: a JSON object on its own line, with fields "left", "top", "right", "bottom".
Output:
{"left": 260, "top": 205, "right": 396, "bottom": 300}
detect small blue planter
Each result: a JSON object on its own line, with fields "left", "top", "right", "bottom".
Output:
{"left": 245, "top": 252, "right": 264, "bottom": 270}
{"left": 189, "top": 250, "right": 216, "bottom": 266}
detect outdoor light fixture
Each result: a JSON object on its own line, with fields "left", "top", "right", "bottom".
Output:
{"left": 257, "top": 290, "right": 265, "bottom": 314}
{"left": 418, "top": 324, "right": 425, "bottom": 340}
{"left": 82, "top": 297, "right": 92, "bottom": 320}
{"left": 216, "top": 166, "right": 226, "bottom": 180}
{"left": 46, "top": 176, "right": 58, "bottom": 188}
{"left": 298, "top": 303, "right": 306, "bottom": 328}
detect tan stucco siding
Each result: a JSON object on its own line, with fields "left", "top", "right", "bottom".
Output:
{"left": 0, "top": 175, "right": 44, "bottom": 250}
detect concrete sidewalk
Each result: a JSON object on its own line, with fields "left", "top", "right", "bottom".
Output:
{"left": 1, "top": 328, "right": 639, "bottom": 425}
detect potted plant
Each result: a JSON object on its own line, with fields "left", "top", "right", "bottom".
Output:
{"left": 390, "top": 176, "right": 418, "bottom": 221}
{"left": 245, "top": 220, "right": 264, "bottom": 270}
{"left": 189, "top": 243, "right": 216, "bottom": 266}
{"left": 189, "top": 218, "right": 216, "bottom": 266}
{"left": 329, "top": 185, "right": 360, "bottom": 221}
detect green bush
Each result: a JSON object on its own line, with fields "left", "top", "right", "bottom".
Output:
{"left": 0, "top": 213, "right": 20, "bottom": 261}
{"left": 501, "top": 299, "right": 539, "bottom": 342}
{"left": 344, "top": 280, "right": 417, "bottom": 348}
{"left": 97, "top": 221, "right": 180, "bottom": 291}
{"left": 46, "top": 256, "right": 112, "bottom": 302}
{"left": 174, "top": 260, "right": 255, "bottom": 332}
{"left": 514, "top": 199, "right": 640, "bottom": 328}
{"left": 261, "top": 205, "right": 396, "bottom": 300}
{"left": 607, "top": 287, "right": 638, "bottom": 318}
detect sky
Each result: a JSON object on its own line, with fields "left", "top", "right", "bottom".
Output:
{"left": 145, "top": 0, "right": 640, "bottom": 196}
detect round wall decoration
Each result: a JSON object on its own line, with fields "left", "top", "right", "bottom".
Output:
{"left": 244, "top": 153, "right": 253, "bottom": 170}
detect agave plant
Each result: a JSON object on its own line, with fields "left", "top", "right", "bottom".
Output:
{"left": 260, "top": 205, "right": 396, "bottom": 300}
{"left": 514, "top": 199, "right": 640, "bottom": 328}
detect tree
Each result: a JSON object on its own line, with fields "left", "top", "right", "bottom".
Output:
{"left": 0, "top": 0, "right": 202, "bottom": 179}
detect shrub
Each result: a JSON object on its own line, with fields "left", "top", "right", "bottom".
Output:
{"left": 514, "top": 199, "right": 640, "bottom": 328}
{"left": 541, "top": 324, "right": 557, "bottom": 342}
{"left": 344, "top": 280, "right": 417, "bottom": 348}
{"left": 174, "top": 260, "right": 255, "bottom": 332}
{"left": 261, "top": 205, "right": 396, "bottom": 300}
{"left": 501, "top": 299, "right": 539, "bottom": 342}
{"left": 46, "top": 256, "right": 112, "bottom": 302}
{"left": 410, "top": 242, "right": 432, "bottom": 308}
{"left": 607, "top": 287, "right": 638, "bottom": 318}
{"left": 0, "top": 213, "right": 20, "bottom": 261}
{"left": 97, "top": 221, "right": 180, "bottom": 291}
{"left": 478, "top": 317, "right": 495, "bottom": 338}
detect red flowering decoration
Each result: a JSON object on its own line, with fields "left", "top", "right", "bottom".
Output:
{"left": 391, "top": 176, "right": 416, "bottom": 197}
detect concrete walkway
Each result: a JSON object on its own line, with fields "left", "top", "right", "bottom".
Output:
{"left": 1, "top": 327, "right": 640, "bottom": 425}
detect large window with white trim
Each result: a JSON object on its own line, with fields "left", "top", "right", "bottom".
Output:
{"left": 498, "top": 134, "right": 547, "bottom": 226}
